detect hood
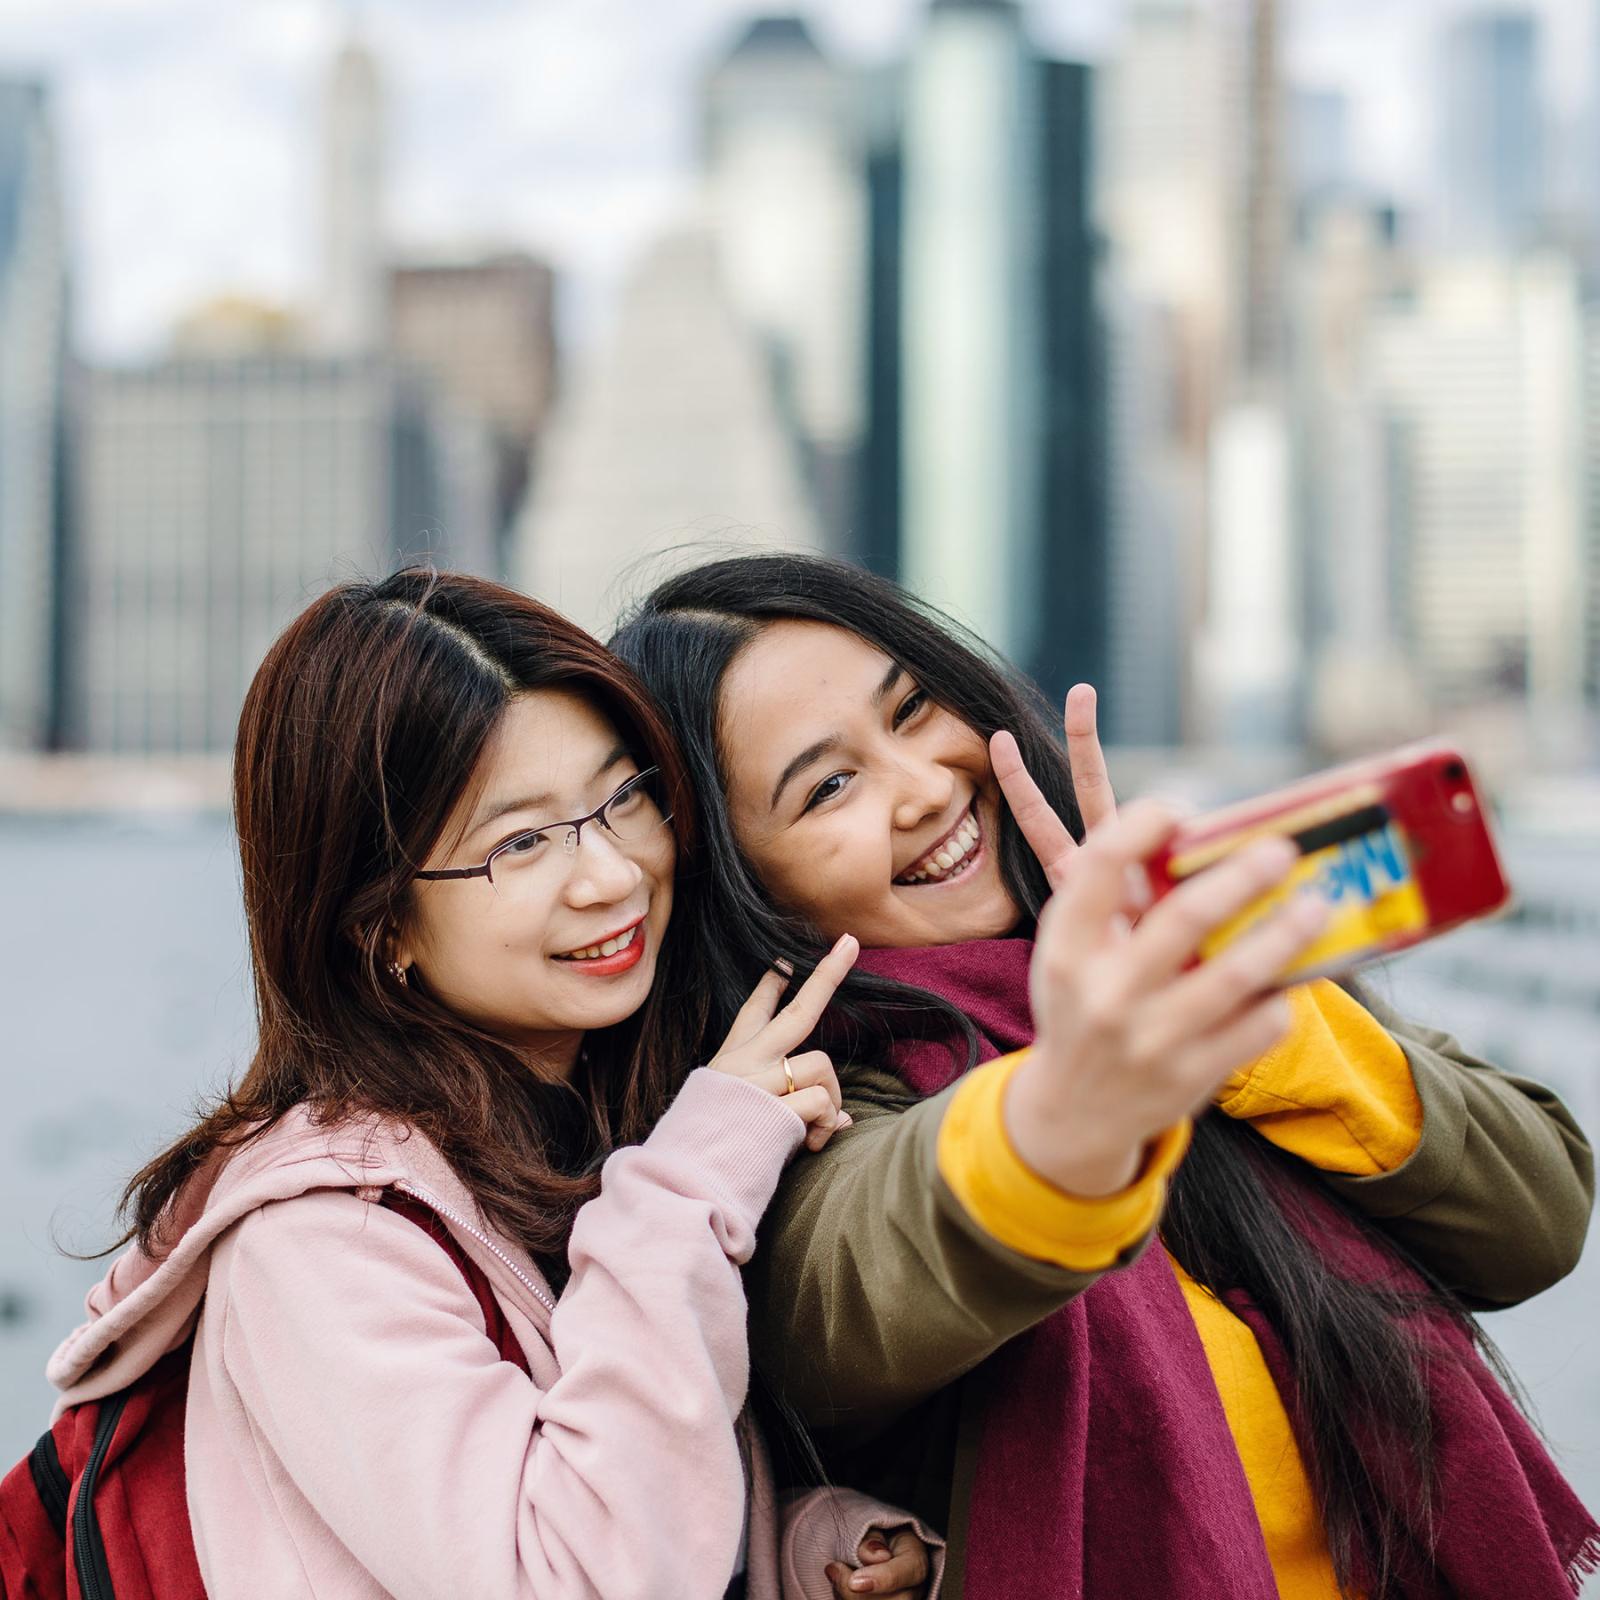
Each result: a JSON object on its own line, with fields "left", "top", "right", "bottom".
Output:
{"left": 47, "top": 1105, "right": 548, "bottom": 1412}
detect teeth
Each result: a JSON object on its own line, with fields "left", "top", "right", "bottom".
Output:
{"left": 561, "top": 924, "right": 638, "bottom": 961}
{"left": 900, "top": 811, "right": 982, "bottom": 884}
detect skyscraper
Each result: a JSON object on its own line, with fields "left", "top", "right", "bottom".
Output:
{"left": 1100, "top": 285, "right": 1188, "bottom": 746}
{"left": 1292, "top": 87, "right": 1353, "bottom": 206}
{"left": 857, "top": 64, "right": 906, "bottom": 583}
{"left": 1036, "top": 59, "right": 1104, "bottom": 701}
{"left": 1293, "top": 201, "right": 1424, "bottom": 756}
{"left": 1196, "top": 0, "right": 1301, "bottom": 748}
{"left": 69, "top": 354, "right": 493, "bottom": 753}
{"left": 1376, "top": 257, "right": 1588, "bottom": 763}
{"left": 702, "top": 17, "right": 867, "bottom": 547}
{"left": 1095, "top": 0, "right": 1228, "bottom": 368}
{"left": 899, "top": 0, "right": 1042, "bottom": 670}
{"left": 317, "top": 34, "right": 386, "bottom": 352}
{"left": 1587, "top": 314, "right": 1600, "bottom": 716}
{"left": 1224, "top": 0, "right": 1287, "bottom": 384}
{"left": 1094, "top": 0, "right": 1226, "bottom": 745}
{"left": 513, "top": 229, "right": 823, "bottom": 636}
{"left": 0, "top": 80, "right": 67, "bottom": 752}
{"left": 1435, "top": 10, "right": 1543, "bottom": 254}
{"left": 887, "top": 0, "right": 1100, "bottom": 691}
{"left": 388, "top": 253, "right": 559, "bottom": 565}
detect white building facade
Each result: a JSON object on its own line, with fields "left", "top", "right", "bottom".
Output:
{"left": 71, "top": 355, "right": 493, "bottom": 753}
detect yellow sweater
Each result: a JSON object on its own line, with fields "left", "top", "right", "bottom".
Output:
{"left": 936, "top": 980, "right": 1424, "bottom": 1598}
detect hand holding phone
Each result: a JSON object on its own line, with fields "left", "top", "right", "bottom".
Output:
{"left": 1143, "top": 741, "right": 1511, "bottom": 988}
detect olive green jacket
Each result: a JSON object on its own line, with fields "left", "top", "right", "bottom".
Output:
{"left": 745, "top": 992, "right": 1595, "bottom": 1594}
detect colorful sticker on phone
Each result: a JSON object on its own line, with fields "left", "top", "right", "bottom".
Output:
{"left": 1194, "top": 807, "right": 1429, "bottom": 980}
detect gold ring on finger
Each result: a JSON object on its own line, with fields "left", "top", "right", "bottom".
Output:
{"left": 781, "top": 1057, "right": 796, "bottom": 1095}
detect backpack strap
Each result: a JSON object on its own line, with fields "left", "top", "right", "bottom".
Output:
{"left": 380, "top": 1190, "right": 533, "bottom": 1375}
{"left": 27, "top": 1430, "right": 69, "bottom": 1540}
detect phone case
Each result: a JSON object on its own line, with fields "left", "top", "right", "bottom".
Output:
{"left": 1143, "top": 740, "right": 1513, "bottom": 986}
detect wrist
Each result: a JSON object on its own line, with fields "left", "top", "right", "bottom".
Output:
{"left": 1004, "top": 1053, "right": 1143, "bottom": 1198}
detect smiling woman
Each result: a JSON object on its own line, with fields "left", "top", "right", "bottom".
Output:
{"left": 718, "top": 621, "right": 1019, "bottom": 951}
{"left": 402, "top": 694, "right": 676, "bottom": 1055}
{"left": 10, "top": 567, "right": 944, "bottom": 1600}
{"left": 612, "top": 552, "right": 1597, "bottom": 1600}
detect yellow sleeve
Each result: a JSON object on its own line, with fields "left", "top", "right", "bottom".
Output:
{"left": 1216, "top": 979, "right": 1423, "bottom": 1176}
{"left": 936, "top": 1051, "right": 1191, "bottom": 1272}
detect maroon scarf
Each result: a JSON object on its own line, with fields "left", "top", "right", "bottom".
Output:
{"left": 854, "top": 936, "right": 1599, "bottom": 1599}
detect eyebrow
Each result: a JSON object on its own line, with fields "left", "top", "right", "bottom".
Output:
{"left": 467, "top": 743, "right": 630, "bottom": 840}
{"left": 767, "top": 661, "right": 905, "bottom": 813}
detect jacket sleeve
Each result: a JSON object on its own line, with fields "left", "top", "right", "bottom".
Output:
{"left": 198, "top": 1070, "right": 805, "bottom": 1600}
{"left": 746, "top": 1068, "right": 1142, "bottom": 1437}
{"left": 1316, "top": 982, "right": 1595, "bottom": 1307}
{"left": 779, "top": 1489, "right": 946, "bottom": 1600}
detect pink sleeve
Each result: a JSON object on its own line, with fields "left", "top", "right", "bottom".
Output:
{"left": 200, "top": 1070, "right": 806, "bottom": 1600}
{"left": 780, "top": 1489, "right": 947, "bottom": 1600}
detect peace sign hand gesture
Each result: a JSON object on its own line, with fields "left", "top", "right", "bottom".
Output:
{"left": 708, "top": 934, "right": 859, "bottom": 1152}
{"left": 990, "top": 682, "right": 1117, "bottom": 892}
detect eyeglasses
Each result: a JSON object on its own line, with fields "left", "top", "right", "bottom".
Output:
{"left": 415, "top": 767, "right": 672, "bottom": 899}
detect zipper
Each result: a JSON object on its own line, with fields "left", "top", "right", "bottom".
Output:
{"left": 73, "top": 1390, "right": 128, "bottom": 1600}
{"left": 390, "top": 1179, "right": 556, "bottom": 1313}
{"left": 27, "top": 1429, "right": 69, "bottom": 1540}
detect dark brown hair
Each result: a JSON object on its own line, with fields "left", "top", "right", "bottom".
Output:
{"left": 119, "top": 567, "right": 703, "bottom": 1277}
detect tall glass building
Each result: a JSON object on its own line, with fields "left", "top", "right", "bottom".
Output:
{"left": 1435, "top": 10, "right": 1543, "bottom": 253}
{"left": 0, "top": 80, "right": 67, "bottom": 751}
{"left": 877, "top": 0, "right": 1101, "bottom": 694}
{"left": 69, "top": 354, "right": 494, "bottom": 753}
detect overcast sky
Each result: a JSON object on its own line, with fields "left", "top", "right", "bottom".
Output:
{"left": 3, "top": 0, "right": 1595, "bottom": 361}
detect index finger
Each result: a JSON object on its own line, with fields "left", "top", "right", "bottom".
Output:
{"left": 1065, "top": 683, "right": 1116, "bottom": 833}
{"left": 722, "top": 967, "right": 789, "bottom": 1052}
{"left": 991, "top": 729, "right": 1077, "bottom": 888}
{"left": 1045, "top": 798, "right": 1180, "bottom": 955}
{"left": 759, "top": 933, "right": 859, "bottom": 1051}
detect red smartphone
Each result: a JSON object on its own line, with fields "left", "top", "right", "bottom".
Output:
{"left": 1143, "top": 741, "right": 1513, "bottom": 987}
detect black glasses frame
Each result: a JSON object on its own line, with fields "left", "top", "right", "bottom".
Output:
{"left": 414, "top": 767, "right": 668, "bottom": 886}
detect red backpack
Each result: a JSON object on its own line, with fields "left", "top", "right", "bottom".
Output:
{"left": 0, "top": 1192, "right": 530, "bottom": 1600}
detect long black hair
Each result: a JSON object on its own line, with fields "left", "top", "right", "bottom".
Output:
{"left": 612, "top": 550, "right": 1493, "bottom": 1598}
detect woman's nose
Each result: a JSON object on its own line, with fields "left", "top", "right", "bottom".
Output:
{"left": 564, "top": 829, "right": 644, "bottom": 906}
{"left": 890, "top": 756, "right": 957, "bottom": 832}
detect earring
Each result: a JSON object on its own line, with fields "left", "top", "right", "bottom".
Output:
{"left": 389, "top": 961, "right": 409, "bottom": 988}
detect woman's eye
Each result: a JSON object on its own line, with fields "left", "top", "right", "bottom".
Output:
{"left": 504, "top": 830, "right": 548, "bottom": 857}
{"left": 803, "top": 772, "right": 851, "bottom": 812}
{"left": 894, "top": 689, "right": 928, "bottom": 727}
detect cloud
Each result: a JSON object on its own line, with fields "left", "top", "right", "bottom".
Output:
{"left": 2, "top": 0, "right": 1576, "bottom": 362}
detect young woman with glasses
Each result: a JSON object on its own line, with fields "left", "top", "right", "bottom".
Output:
{"left": 45, "top": 569, "right": 940, "bottom": 1600}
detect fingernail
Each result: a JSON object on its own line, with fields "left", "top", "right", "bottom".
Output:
{"left": 773, "top": 957, "right": 794, "bottom": 976}
{"left": 837, "top": 1112, "right": 854, "bottom": 1129}
{"left": 850, "top": 1577, "right": 873, "bottom": 1593}
{"left": 836, "top": 933, "right": 858, "bottom": 954}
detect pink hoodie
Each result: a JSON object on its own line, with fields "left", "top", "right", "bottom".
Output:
{"left": 48, "top": 1068, "right": 942, "bottom": 1600}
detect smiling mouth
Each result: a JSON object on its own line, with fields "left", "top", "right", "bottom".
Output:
{"left": 895, "top": 805, "right": 983, "bottom": 887}
{"left": 553, "top": 919, "right": 644, "bottom": 963}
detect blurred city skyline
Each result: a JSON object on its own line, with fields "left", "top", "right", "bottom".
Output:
{"left": 5, "top": 0, "right": 1598, "bottom": 362}
{"left": 7, "top": 0, "right": 1600, "bottom": 777}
